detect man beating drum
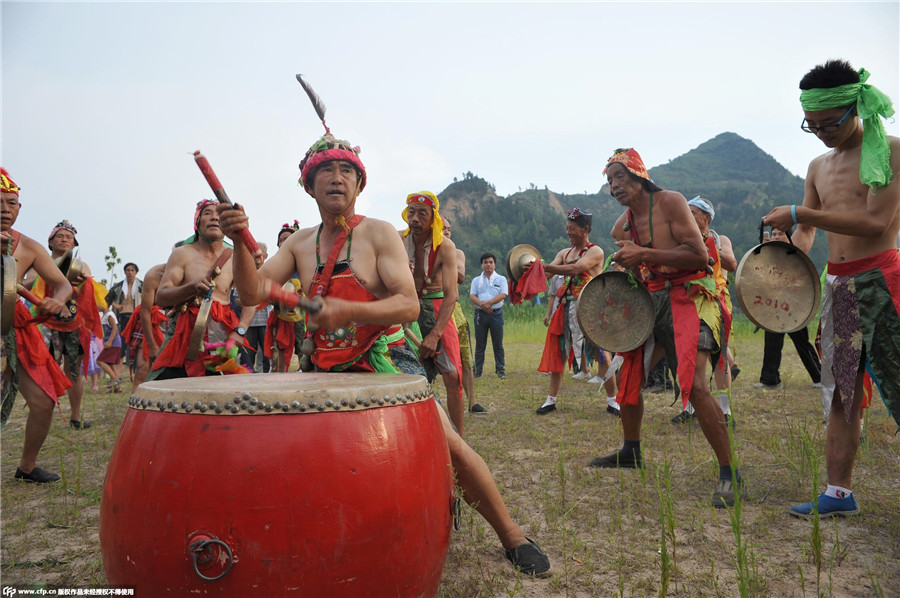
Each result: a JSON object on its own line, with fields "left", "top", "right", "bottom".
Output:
{"left": 150, "top": 199, "right": 258, "bottom": 380}
{"left": 217, "top": 132, "right": 552, "bottom": 577}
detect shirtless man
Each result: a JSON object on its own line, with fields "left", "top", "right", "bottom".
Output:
{"left": 43, "top": 220, "right": 102, "bottom": 428}
{"left": 151, "top": 200, "right": 257, "bottom": 380}
{"left": 1, "top": 168, "right": 73, "bottom": 483}
{"left": 402, "top": 192, "right": 466, "bottom": 435}
{"left": 443, "top": 220, "right": 482, "bottom": 414}
{"left": 218, "top": 132, "right": 551, "bottom": 577}
{"left": 672, "top": 197, "right": 739, "bottom": 425}
{"left": 121, "top": 263, "right": 166, "bottom": 391}
{"left": 535, "top": 208, "right": 605, "bottom": 414}
{"left": 763, "top": 60, "right": 899, "bottom": 519}
{"left": 590, "top": 148, "right": 743, "bottom": 508}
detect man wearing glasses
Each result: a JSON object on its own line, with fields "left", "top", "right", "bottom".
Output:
{"left": 764, "top": 59, "right": 899, "bottom": 519}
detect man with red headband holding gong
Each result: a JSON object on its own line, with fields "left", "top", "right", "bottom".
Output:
{"left": 764, "top": 60, "right": 899, "bottom": 519}
{"left": 218, "top": 133, "right": 551, "bottom": 577}
{"left": 1, "top": 168, "right": 73, "bottom": 483}
{"left": 590, "top": 148, "right": 743, "bottom": 509}
{"left": 150, "top": 199, "right": 257, "bottom": 379}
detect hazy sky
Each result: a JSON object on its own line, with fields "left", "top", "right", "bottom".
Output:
{"left": 3, "top": 1, "right": 898, "bottom": 286}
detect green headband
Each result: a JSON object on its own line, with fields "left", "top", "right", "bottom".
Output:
{"left": 800, "top": 68, "right": 895, "bottom": 188}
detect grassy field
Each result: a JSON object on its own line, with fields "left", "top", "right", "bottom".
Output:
{"left": 2, "top": 312, "right": 898, "bottom": 597}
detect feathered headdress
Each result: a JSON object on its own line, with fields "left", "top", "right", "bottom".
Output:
{"left": 295, "top": 74, "right": 367, "bottom": 195}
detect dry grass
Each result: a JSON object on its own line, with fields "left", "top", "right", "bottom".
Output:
{"left": 2, "top": 328, "right": 898, "bottom": 597}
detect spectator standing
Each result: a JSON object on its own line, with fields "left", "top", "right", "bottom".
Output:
{"left": 469, "top": 252, "right": 507, "bottom": 380}
{"left": 106, "top": 262, "right": 142, "bottom": 366}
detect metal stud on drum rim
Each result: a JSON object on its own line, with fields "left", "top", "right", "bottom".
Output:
{"left": 735, "top": 223, "right": 820, "bottom": 334}
{"left": 576, "top": 272, "right": 655, "bottom": 353}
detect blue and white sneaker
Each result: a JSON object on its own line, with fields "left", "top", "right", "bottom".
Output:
{"left": 788, "top": 492, "right": 860, "bottom": 519}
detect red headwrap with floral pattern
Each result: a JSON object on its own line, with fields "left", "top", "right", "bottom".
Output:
{"left": 194, "top": 198, "right": 220, "bottom": 233}
{"left": 602, "top": 148, "right": 652, "bottom": 181}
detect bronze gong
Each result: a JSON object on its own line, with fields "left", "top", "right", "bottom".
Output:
{"left": 576, "top": 271, "right": 654, "bottom": 353}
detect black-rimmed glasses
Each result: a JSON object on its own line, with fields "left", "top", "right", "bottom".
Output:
{"left": 801, "top": 103, "right": 856, "bottom": 134}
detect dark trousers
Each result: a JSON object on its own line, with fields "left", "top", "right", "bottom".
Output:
{"left": 473, "top": 309, "right": 505, "bottom": 376}
{"left": 242, "top": 325, "right": 269, "bottom": 373}
{"left": 759, "top": 327, "right": 821, "bottom": 385}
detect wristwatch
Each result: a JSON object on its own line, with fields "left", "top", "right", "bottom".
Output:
{"left": 235, "top": 326, "right": 247, "bottom": 337}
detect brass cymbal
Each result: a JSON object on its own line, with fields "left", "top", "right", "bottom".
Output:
{"left": 507, "top": 244, "right": 542, "bottom": 281}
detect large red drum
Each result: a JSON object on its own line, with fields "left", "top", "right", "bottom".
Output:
{"left": 100, "top": 373, "right": 454, "bottom": 597}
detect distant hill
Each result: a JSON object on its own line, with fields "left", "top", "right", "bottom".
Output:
{"left": 439, "top": 133, "right": 827, "bottom": 287}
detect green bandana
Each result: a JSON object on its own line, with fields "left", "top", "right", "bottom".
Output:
{"left": 800, "top": 68, "right": 895, "bottom": 188}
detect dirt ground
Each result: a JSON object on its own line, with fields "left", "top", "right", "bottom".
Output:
{"left": 2, "top": 335, "right": 899, "bottom": 597}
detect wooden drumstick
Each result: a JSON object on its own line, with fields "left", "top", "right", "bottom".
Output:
{"left": 267, "top": 281, "right": 322, "bottom": 314}
{"left": 193, "top": 150, "right": 263, "bottom": 258}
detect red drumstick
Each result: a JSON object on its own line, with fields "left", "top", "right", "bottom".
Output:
{"left": 192, "top": 150, "right": 262, "bottom": 257}
{"left": 17, "top": 283, "right": 42, "bottom": 305}
{"left": 267, "top": 281, "right": 322, "bottom": 314}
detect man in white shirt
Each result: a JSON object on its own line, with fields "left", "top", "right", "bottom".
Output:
{"left": 469, "top": 253, "right": 508, "bottom": 379}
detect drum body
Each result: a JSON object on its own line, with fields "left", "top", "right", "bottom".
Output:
{"left": 100, "top": 373, "right": 453, "bottom": 597}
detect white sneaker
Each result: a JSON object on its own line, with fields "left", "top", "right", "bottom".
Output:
{"left": 812, "top": 382, "right": 823, "bottom": 389}
{"left": 572, "top": 371, "right": 591, "bottom": 380}
{"left": 587, "top": 376, "right": 603, "bottom": 384}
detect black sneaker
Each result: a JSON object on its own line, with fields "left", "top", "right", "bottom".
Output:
{"left": 730, "top": 366, "right": 741, "bottom": 381}
{"left": 469, "top": 403, "right": 487, "bottom": 414}
{"left": 605, "top": 405, "right": 621, "bottom": 417}
{"left": 505, "top": 537, "right": 552, "bottom": 577}
{"left": 535, "top": 403, "right": 556, "bottom": 415}
{"left": 724, "top": 413, "right": 737, "bottom": 429}
{"left": 670, "top": 410, "right": 696, "bottom": 424}
{"left": 497, "top": 373, "right": 507, "bottom": 379}
{"left": 15, "top": 467, "right": 61, "bottom": 484}
{"left": 70, "top": 419, "right": 92, "bottom": 430}
{"left": 588, "top": 449, "right": 642, "bottom": 469}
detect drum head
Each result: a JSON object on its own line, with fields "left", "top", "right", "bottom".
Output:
{"left": 1, "top": 255, "right": 17, "bottom": 336}
{"left": 132, "top": 372, "right": 432, "bottom": 415}
{"left": 507, "top": 244, "right": 542, "bottom": 281}
{"left": 735, "top": 241, "right": 820, "bottom": 333}
{"left": 576, "top": 272, "right": 654, "bottom": 353}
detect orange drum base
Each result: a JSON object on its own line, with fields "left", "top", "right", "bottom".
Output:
{"left": 100, "top": 373, "right": 453, "bottom": 597}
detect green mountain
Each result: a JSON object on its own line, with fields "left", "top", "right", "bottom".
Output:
{"left": 439, "top": 132, "right": 827, "bottom": 285}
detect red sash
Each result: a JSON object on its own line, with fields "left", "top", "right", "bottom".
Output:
{"left": 152, "top": 301, "right": 240, "bottom": 377}
{"left": 264, "top": 310, "right": 296, "bottom": 363}
{"left": 14, "top": 301, "right": 71, "bottom": 400}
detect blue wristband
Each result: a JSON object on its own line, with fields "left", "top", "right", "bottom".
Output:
{"left": 790, "top": 205, "right": 798, "bottom": 226}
